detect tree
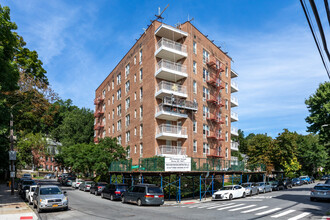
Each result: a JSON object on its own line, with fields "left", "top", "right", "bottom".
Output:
{"left": 283, "top": 156, "right": 301, "bottom": 178}
{"left": 237, "top": 129, "right": 248, "bottom": 154}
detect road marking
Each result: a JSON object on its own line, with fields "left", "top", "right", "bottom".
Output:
{"left": 228, "top": 204, "right": 256, "bottom": 211}
{"left": 288, "top": 212, "right": 311, "bottom": 220}
{"left": 241, "top": 206, "right": 268, "bottom": 213}
{"left": 217, "top": 203, "right": 244, "bottom": 210}
{"left": 197, "top": 204, "right": 219, "bottom": 208}
{"left": 255, "top": 208, "right": 282, "bottom": 215}
{"left": 271, "top": 210, "right": 296, "bottom": 218}
{"left": 207, "top": 203, "right": 235, "bottom": 209}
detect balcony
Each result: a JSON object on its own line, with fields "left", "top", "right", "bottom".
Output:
{"left": 155, "top": 23, "right": 188, "bottom": 41}
{"left": 156, "top": 124, "right": 188, "bottom": 140}
{"left": 94, "top": 109, "right": 105, "bottom": 118}
{"left": 231, "top": 126, "right": 238, "bottom": 136}
{"left": 155, "top": 38, "right": 187, "bottom": 62}
{"left": 231, "top": 141, "right": 239, "bottom": 151}
{"left": 162, "top": 96, "right": 198, "bottom": 111}
{"left": 231, "top": 81, "right": 239, "bottom": 93}
{"left": 155, "top": 81, "right": 187, "bottom": 99}
{"left": 231, "top": 69, "right": 238, "bottom": 78}
{"left": 155, "top": 59, "right": 187, "bottom": 82}
{"left": 231, "top": 96, "right": 239, "bottom": 107}
{"left": 155, "top": 104, "right": 188, "bottom": 121}
{"left": 231, "top": 111, "right": 239, "bottom": 122}
{"left": 156, "top": 145, "right": 187, "bottom": 157}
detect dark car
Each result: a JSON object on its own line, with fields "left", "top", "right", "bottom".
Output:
{"left": 270, "top": 180, "right": 285, "bottom": 191}
{"left": 282, "top": 178, "right": 293, "bottom": 189}
{"left": 19, "top": 180, "right": 36, "bottom": 200}
{"left": 101, "top": 184, "right": 128, "bottom": 200}
{"left": 292, "top": 178, "right": 303, "bottom": 186}
{"left": 325, "top": 179, "right": 330, "bottom": 184}
{"left": 122, "top": 184, "right": 164, "bottom": 206}
{"left": 321, "top": 174, "right": 329, "bottom": 180}
{"left": 90, "top": 182, "right": 108, "bottom": 196}
{"left": 61, "top": 174, "right": 76, "bottom": 185}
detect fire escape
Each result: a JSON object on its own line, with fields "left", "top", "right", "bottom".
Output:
{"left": 93, "top": 96, "right": 105, "bottom": 143}
{"left": 206, "top": 57, "right": 225, "bottom": 158}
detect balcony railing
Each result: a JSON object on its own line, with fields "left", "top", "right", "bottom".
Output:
{"left": 163, "top": 96, "right": 198, "bottom": 111}
{"left": 156, "top": 145, "right": 187, "bottom": 156}
{"left": 231, "top": 126, "right": 238, "bottom": 136}
{"left": 156, "top": 124, "right": 187, "bottom": 136}
{"left": 156, "top": 59, "right": 187, "bottom": 74}
{"left": 231, "top": 111, "right": 239, "bottom": 121}
{"left": 231, "top": 141, "right": 239, "bottom": 151}
{"left": 155, "top": 103, "right": 188, "bottom": 120}
{"left": 231, "top": 81, "right": 239, "bottom": 92}
{"left": 156, "top": 38, "right": 187, "bottom": 54}
{"left": 231, "top": 96, "right": 239, "bottom": 107}
{"left": 155, "top": 81, "right": 187, "bottom": 98}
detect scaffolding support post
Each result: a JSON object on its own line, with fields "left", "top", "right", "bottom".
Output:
{"left": 141, "top": 175, "right": 144, "bottom": 184}
{"left": 199, "top": 175, "right": 202, "bottom": 201}
{"left": 178, "top": 175, "right": 181, "bottom": 203}
{"left": 131, "top": 175, "right": 134, "bottom": 186}
{"left": 247, "top": 174, "right": 249, "bottom": 183}
{"left": 115, "top": 175, "right": 117, "bottom": 184}
{"left": 211, "top": 175, "right": 214, "bottom": 195}
{"left": 110, "top": 174, "right": 112, "bottom": 184}
{"left": 232, "top": 174, "right": 234, "bottom": 185}
{"left": 123, "top": 175, "right": 125, "bottom": 184}
{"left": 193, "top": 176, "right": 195, "bottom": 199}
{"left": 161, "top": 175, "right": 163, "bottom": 189}
{"left": 240, "top": 174, "right": 243, "bottom": 184}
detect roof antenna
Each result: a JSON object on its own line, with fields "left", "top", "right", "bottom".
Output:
{"left": 155, "top": 4, "right": 169, "bottom": 22}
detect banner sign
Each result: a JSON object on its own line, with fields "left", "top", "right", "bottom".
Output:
{"left": 165, "top": 157, "right": 191, "bottom": 171}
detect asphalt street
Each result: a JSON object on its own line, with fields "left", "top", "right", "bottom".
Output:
{"left": 33, "top": 180, "right": 329, "bottom": 220}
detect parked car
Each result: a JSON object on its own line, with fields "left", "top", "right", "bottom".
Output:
{"left": 310, "top": 184, "right": 330, "bottom": 201}
{"left": 241, "top": 182, "right": 259, "bottom": 196}
{"left": 101, "top": 183, "right": 129, "bottom": 200}
{"left": 44, "top": 174, "right": 55, "bottom": 179}
{"left": 79, "top": 180, "right": 93, "bottom": 192}
{"left": 310, "top": 176, "right": 315, "bottom": 183}
{"left": 63, "top": 177, "right": 76, "bottom": 186}
{"left": 121, "top": 184, "right": 164, "bottom": 206}
{"left": 299, "top": 176, "right": 311, "bottom": 184}
{"left": 26, "top": 185, "right": 37, "bottom": 205}
{"left": 57, "top": 174, "right": 62, "bottom": 182}
{"left": 321, "top": 174, "right": 329, "bottom": 180}
{"left": 90, "top": 182, "right": 107, "bottom": 196}
{"left": 270, "top": 180, "right": 285, "bottom": 191}
{"left": 19, "top": 179, "right": 36, "bottom": 199}
{"left": 72, "top": 179, "right": 83, "bottom": 189}
{"left": 292, "top": 178, "right": 303, "bottom": 186}
{"left": 325, "top": 179, "right": 330, "bottom": 184}
{"left": 22, "top": 173, "right": 32, "bottom": 179}
{"left": 282, "top": 178, "right": 293, "bottom": 189}
{"left": 255, "top": 182, "right": 272, "bottom": 193}
{"left": 212, "top": 185, "right": 246, "bottom": 200}
{"left": 33, "top": 185, "right": 68, "bottom": 213}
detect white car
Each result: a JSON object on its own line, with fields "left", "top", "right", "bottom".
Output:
{"left": 72, "top": 179, "right": 83, "bottom": 189}
{"left": 26, "top": 185, "right": 37, "bottom": 205}
{"left": 212, "top": 185, "right": 246, "bottom": 200}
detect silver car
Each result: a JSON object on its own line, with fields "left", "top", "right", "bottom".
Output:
{"left": 255, "top": 182, "right": 272, "bottom": 193}
{"left": 33, "top": 185, "right": 68, "bottom": 213}
{"left": 241, "top": 182, "right": 259, "bottom": 196}
{"left": 310, "top": 184, "right": 330, "bottom": 201}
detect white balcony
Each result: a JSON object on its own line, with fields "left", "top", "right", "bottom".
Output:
{"left": 156, "top": 124, "right": 188, "bottom": 140}
{"left": 155, "top": 38, "right": 187, "bottom": 62}
{"left": 231, "top": 81, "right": 239, "bottom": 93}
{"left": 156, "top": 145, "right": 187, "bottom": 157}
{"left": 231, "top": 69, "right": 238, "bottom": 78}
{"left": 231, "top": 111, "right": 239, "bottom": 122}
{"left": 231, "top": 141, "right": 239, "bottom": 151}
{"left": 231, "top": 96, "right": 239, "bottom": 107}
{"left": 231, "top": 126, "right": 238, "bottom": 136}
{"left": 155, "top": 104, "right": 188, "bottom": 121}
{"left": 155, "top": 23, "right": 188, "bottom": 41}
{"left": 155, "top": 81, "right": 187, "bottom": 99}
{"left": 155, "top": 59, "right": 188, "bottom": 82}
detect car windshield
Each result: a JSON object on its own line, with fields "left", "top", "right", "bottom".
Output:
{"left": 40, "top": 187, "right": 62, "bottom": 195}
{"left": 220, "top": 186, "right": 233, "bottom": 190}
{"left": 117, "top": 185, "right": 128, "bottom": 190}
{"left": 23, "top": 181, "right": 35, "bottom": 185}
{"left": 148, "top": 187, "right": 162, "bottom": 194}
{"left": 85, "top": 181, "right": 93, "bottom": 184}
{"left": 314, "top": 186, "right": 330, "bottom": 190}
{"left": 241, "top": 184, "right": 251, "bottom": 187}
{"left": 98, "top": 183, "right": 107, "bottom": 186}
{"left": 258, "top": 183, "right": 265, "bottom": 186}
{"left": 293, "top": 178, "right": 299, "bottom": 181}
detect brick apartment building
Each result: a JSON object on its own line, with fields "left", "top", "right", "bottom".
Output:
{"left": 94, "top": 20, "right": 239, "bottom": 165}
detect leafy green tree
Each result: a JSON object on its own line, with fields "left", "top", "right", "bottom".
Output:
{"left": 237, "top": 129, "right": 248, "bottom": 154}
{"left": 283, "top": 156, "right": 301, "bottom": 178}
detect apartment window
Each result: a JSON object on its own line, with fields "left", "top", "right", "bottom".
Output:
{"left": 125, "top": 80, "right": 130, "bottom": 93}
{"left": 126, "top": 131, "right": 130, "bottom": 143}
{"left": 112, "top": 124, "right": 115, "bottom": 133}
{"left": 225, "top": 115, "right": 228, "bottom": 126}
{"left": 117, "top": 135, "right": 121, "bottom": 145}
{"left": 140, "top": 143, "right": 143, "bottom": 156}
{"left": 203, "top": 143, "right": 209, "bottom": 154}
{"left": 193, "top": 80, "right": 197, "bottom": 94}
{"left": 225, "top": 99, "right": 229, "bottom": 110}
{"left": 112, "top": 80, "right": 114, "bottom": 89}
{"left": 108, "top": 84, "right": 110, "bottom": 91}
{"left": 225, "top": 148, "right": 228, "bottom": 158}
{"left": 203, "top": 87, "right": 209, "bottom": 101}
{"left": 108, "top": 126, "right": 111, "bottom": 134}
{"left": 140, "top": 87, "right": 143, "bottom": 99}
{"left": 102, "top": 103, "right": 106, "bottom": 111}
{"left": 139, "top": 68, "right": 143, "bottom": 81}
{"left": 127, "top": 147, "right": 130, "bottom": 158}
{"left": 203, "top": 106, "right": 209, "bottom": 118}
{"left": 225, "top": 131, "right": 228, "bottom": 142}
{"left": 193, "top": 120, "right": 197, "bottom": 133}
{"left": 112, "top": 109, "right": 114, "bottom": 119}
{"left": 117, "top": 120, "right": 121, "bottom": 131}
{"left": 117, "top": 88, "right": 121, "bottom": 100}
{"left": 125, "top": 114, "right": 130, "bottom": 127}
{"left": 108, "top": 98, "right": 110, "bottom": 106}
{"left": 140, "top": 106, "right": 143, "bottom": 119}
{"left": 203, "top": 49, "right": 209, "bottom": 63}
{"left": 203, "top": 124, "right": 209, "bottom": 138}
{"left": 139, "top": 49, "right": 142, "bottom": 64}
{"left": 134, "top": 73, "right": 137, "bottom": 82}
{"left": 193, "top": 61, "right": 197, "bottom": 74}
{"left": 102, "top": 90, "right": 106, "bottom": 98}
{"left": 117, "top": 104, "right": 121, "bottom": 116}
{"left": 102, "top": 117, "right": 106, "bottom": 125}
{"left": 193, "top": 41, "right": 197, "bottom": 54}
{"left": 117, "top": 73, "right": 121, "bottom": 85}
{"left": 225, "top": 67, "right": 228, "bottom": 77}
{"left": 125, "top": 64, "right": 130, "bottom": 78}
{"left": 203, "top": 68, "right": 209, "bottom": 82}
{"left": 108, "top": 112, "right": 110, "bottom": 120}
{"left": 134, "top": 109, "right": 137, "bottom": 118}
{"left": 134, "top": 56, "right": 136, "bottom": 65}
{"left": 103, "top": 130, "right": 106, "bottom": 138}
{"left": 140, "top": 124, "right": 143, "bottom": 138}
{"left": 125, "top": 98, "right": 130, "bottom": 111}
{"left": 134, "top": 127, "right": 137, "bottom": 135}
{"left": 193, "top": 140, "right": 197, "bottom": 152}
{"left": 134, "top": 92, "right": 137, "bottom": 100}
{"left": 112, "top": 95, "right": 114, "bottom": 104}
{"left": 134, "top": 145, "right": 137, "bottom": 154}
{"left": 225, "top": 83, "right": 228, "bottom": 93}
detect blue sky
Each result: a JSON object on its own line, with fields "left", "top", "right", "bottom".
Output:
{"left": 3, "top": 0, "right": 329, "bottom": 137}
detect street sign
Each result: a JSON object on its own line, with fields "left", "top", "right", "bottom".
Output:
{"left": 9, "top": 151, "right": 17, "bottom": 160}
{"left": 10, "top": 172, "right": 15, "bottom": 178}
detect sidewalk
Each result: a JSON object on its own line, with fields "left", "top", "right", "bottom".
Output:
{"left": 0, "top": 184, "right": 38, "bottom": 220}
{"left": 164, "top": 197, "right": 212, "bottom": 205}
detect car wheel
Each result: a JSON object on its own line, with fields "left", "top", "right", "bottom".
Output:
{"left": 121, "top": 196, "right": 126, "bottom": 203}
{"left": 37, "top": 205, "right": 42, "bottom": 213}
{"left": 229, "top": 194, "right": 233, "bottom": 200}
{"left": 33, "top": 201, "right": 37, "bottom": 209}
{"left": 84, "top": 188, "right": 86, "bottom": 192}
{"left": 110, "top": 194, "right": 114, "bottom": 201}
{"left": 263, "top": 189, "right": 266, "bottom": 194}
{"left": 310, "top": 197, "right": 315, "bottom": 201}
{"left": 242, "top": 192, "right": 246, "bottom": 198}
{"left": 63, "top": 206, "right": 68, "bottom": 211}
{"left": 250, "top": 191, "right": 252, "bottom": 196}
{"left": 95, "top": 191, "right": 98, "bottom": 196}
{"left": 137, "top": 199, "right": 142, "bottom": 206}
{"left": 101, "top": 193, "right": 104, "bottom": 199}
{"left": 256, "top": 190, "right": 259, "bottom": 195}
